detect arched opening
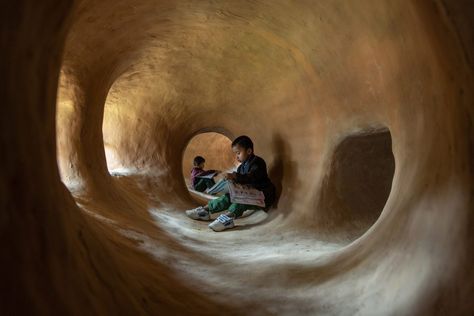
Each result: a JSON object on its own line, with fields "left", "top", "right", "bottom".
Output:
{"left": 4, "top": 1, "right": 474, "bottom": 315}
{"left": 182, "top": 132, "right": 237, "bottom": 194}
{"left": 317, "top": 128, "right": 395, "bottom": 240}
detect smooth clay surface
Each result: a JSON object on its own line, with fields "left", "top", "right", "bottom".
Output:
{"left": 1, "top": 1, "right": 474, "bottom": 315}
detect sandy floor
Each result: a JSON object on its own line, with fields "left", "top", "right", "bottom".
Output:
{"left": 77, "top": 176, "right": 347, "bottom": 315}
{"left": 2, "top": 1, "right": 473, "bottom": 314}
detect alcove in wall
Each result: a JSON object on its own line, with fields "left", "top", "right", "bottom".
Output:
{"left": 317, "top": 128, "right": 395, "bottom": 240}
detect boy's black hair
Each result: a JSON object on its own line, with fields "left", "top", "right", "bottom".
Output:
{"left": 193, "top": 156, "right": 205, "bottom": 166}
{"left": 232, "top": 135, "right": 254, "bottom": 151}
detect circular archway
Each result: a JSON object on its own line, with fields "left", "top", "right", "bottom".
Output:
{"left": 182, "top": 132, "right": 238, "bottom": 191}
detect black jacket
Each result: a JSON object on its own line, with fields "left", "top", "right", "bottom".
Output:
{"left": 234, "top": 154, "right": 275, "bottom": 208}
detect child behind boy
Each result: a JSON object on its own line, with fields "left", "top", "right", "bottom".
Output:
{"left": 191, "top": 156, "right": 219, "bottom": 192}
{"left": 186, "top": 136, "right": 276, "bottom": 231}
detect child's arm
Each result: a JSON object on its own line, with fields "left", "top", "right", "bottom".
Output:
{"left": 196, "top": 169, "right": 217, "bottom": 176}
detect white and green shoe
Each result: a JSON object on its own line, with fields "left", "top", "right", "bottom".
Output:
{"left": 185, "top": 206, "right": 210, "bottom": 221}
{"left": 209, "top": 214, "right": 235, "bottom": 232}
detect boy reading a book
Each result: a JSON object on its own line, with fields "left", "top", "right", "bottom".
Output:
{"left": 186, "top": 136, "right": 276, "bottom": 231}
{"left": 191, "top": 156, "right": 219, "bottom": 192}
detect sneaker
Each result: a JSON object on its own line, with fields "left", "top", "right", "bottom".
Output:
{"left": 185, "top": 206, "right": 210, "bottom": 220}
{"left": 209, "top": 214, "right": 235, "bottom": 232}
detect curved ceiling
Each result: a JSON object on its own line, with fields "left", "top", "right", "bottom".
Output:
{"left": 1, "top": 0, "right": 473, "bottom": 314}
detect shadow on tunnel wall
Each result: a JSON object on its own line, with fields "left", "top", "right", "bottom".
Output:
{"left": 316, "top": 128, "right": 395, "bottom": 240}
{"left": 268, "top": 133, "right": 298, "bottom": 214}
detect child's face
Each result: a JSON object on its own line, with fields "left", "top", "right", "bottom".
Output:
{"left": 232, "top": 145, "right": 253, "bottom": 163}
{"left": 198, "top": 162, "right": 205, "bottom": 169}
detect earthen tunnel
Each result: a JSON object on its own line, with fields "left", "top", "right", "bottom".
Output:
{"left": 1, "top": 1, "right": 474, "bottom": 315}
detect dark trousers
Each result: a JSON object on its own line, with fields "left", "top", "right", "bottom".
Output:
{"left": 193, "top": 178, "right": 215, "bottom": 192}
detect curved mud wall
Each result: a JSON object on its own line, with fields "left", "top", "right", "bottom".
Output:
{"left": 2, "top": 0, "right": 474, "bottom": 315}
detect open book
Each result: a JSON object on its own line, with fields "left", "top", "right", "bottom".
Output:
{"left": 195, "top": 171, "right": 218, "bottom": 180}
{"left": 228, "top": 182, "right": 265, "bottom": 208}
{"left": 205, "top": 179, "right": 229, "bottom": 195}
{"left": 206, "top": 179, "right": 265, "bottom": 208}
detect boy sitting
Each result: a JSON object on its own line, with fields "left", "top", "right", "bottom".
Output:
{"left": 190, "top": 156, "right": 219, "bottom": 192}
{"left": 186, "top": 136, "right": 276, "bottom": 231}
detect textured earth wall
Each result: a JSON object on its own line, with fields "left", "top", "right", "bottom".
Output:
{"left": 1, "top": 1, "right": 474, "bottom": 315}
